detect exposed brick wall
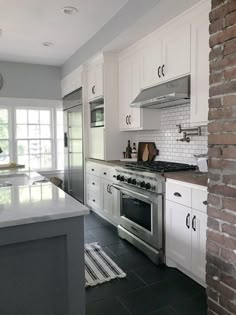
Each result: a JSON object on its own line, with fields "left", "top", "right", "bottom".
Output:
{"left": 207, "top": 0, "right": 236, "bottom": 314}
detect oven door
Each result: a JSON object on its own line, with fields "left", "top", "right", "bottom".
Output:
{"left": 90, "top": 106, "right": 104, "bottom": 127}
{"left": 112, "top": 184, "right": 163, "bottom": 250}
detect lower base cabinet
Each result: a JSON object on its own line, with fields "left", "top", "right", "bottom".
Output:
{"left": 165, "top": 180, "right": 207, "bottom": 287}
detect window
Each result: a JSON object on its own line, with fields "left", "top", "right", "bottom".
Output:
{"left": 16, "top": 109, "right": 53, "bottom": 170}
{"left": 0, "top": 108, "right": 10, "bottom": 165}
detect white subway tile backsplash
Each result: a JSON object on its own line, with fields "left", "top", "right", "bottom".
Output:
{"left": 132, "top": 104, "right": 208, "bottom": 165}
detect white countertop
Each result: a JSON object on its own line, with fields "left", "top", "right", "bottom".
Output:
{"left": 0, "top": 169, "right": 89, "bottom": 228}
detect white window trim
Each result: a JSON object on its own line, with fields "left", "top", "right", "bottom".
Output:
{"left": 0, "top": 98, "right": 63, "bottom": 171}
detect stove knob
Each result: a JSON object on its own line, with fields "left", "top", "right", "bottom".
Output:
{"left": 117, "top": 175, "right": 121, "bottom": 181}
{"left": 145, "top": 183, "right": 151, "bottom": 190}
{"left": 120, "top": 176, "right": 125, "bottom": 182}
{"left": 131, "top": 179, "right": 137, "bottom": 185}
{"left": 140, "top": 181, "right": 146, "bottom": 188}
{"left": 127, "top": 178, "right": 132, "bottom": 184}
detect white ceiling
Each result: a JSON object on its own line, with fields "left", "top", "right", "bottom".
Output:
{"left": 0, "top": 0, "right": 127, "bottom": 65}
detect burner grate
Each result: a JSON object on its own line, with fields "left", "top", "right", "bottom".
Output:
{"left": 124, "top": 161, "right": 196, "bottom": 173}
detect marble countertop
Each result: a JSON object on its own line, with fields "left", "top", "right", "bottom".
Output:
{"left": 0, "top": 169, "right": 89, "bottom": 228}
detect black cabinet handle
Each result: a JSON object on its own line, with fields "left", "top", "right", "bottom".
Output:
{"left": 203, "top": 201, "right": 208, "bottom": 206}
{"left": 64, "top": 132, "right": 68, "bottom": 148}
{"left": 92, "top": 85, "right": 96, "bottom": 94}
{"left": 107, "top": 185, "right": 110, "bottom": 193}
{"left": 109, "top": 185, "right": 112, "bottom": 194}
{"left": 128, "top": 115, "right": 131, "bottom": 125}
{"left": 104, "top": 172, "right": 107, "bottom": 175}
{"left": 126, "top": 115, "right": 129, "bottom": 125}
{"left": 91, "top": 168, "right": 94, "bottom": 172}
{"left": 161, "top": 64, "right": 165, "bottom": 77}
{"left": 174, "top": 192, "right": 182, "bottom": 198}
{"left": 192, "top": 215, "right": 196, "bottom": 231}
{"left": 113, "top": 175, "right": 116, "bottom": 178}
{"left": 92, "top": 182, "right": 95, "bottom": 185}
{"left": 93, "top": 199, "right": 95, "bottom": 202}
{"left": 158, "top": 66, "right": 161, "bottom": 78}
{"left": 186, "top": 213, "right": 190, "bottom": 229}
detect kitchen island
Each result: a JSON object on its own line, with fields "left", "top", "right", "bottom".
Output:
{"left": 0, "top": 170, "right": 89, "bottom": 315}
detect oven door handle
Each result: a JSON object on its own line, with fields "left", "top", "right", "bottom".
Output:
{"left": 111, "top": 184, "right": 158, "bottom": 200}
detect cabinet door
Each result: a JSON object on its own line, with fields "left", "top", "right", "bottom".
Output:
{"left": 119, "top": 57, "right": 132, "bottom": 130}
{"left": 190, "top": 7, "right": 210, "bottom": 125}
{"left": 166, "top": 200, "right": 192, "bottom": 271}
{"left": 87, "top": 68, "right": 96, "bottom": 101}
{"left": 140, "top": 37, "right": 162, "bottom": 89}
{"left": 191, "top": 209, "right": 207, "bottom": 283}
{"left": 162, "top": 23, "right": 191, "bottom": 82}
{"left": 94, "top": 63, "right": 103, "bottom": 99}
{"left": 101, "top": 179, "right": 113, "bottom": 216}
{"left": 89, "top": 127, "right": 104, "bottom": 160}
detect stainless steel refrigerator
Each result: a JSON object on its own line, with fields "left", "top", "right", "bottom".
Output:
{"left": 63, "top": 88, "right": 84, "bottom": 203}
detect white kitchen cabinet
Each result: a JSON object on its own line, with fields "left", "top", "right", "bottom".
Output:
{"left": 119, "top": 49, "right": 161, "bottom": 131}
{"left": 166, "top": 179, "right": 208, "bottom": 286}
{"left": 89, "top": 127, "right": 104, "bottom": 160}
{"left": 87, "top": 60, "right": 103, "bottom": 101}
{"left": 191, "top": 209, "right": 207, "bottom": 282}
{"left": 161, "top": 23, "right": 190, "bottom": 82}
{"left": 166, "top": 200, "right": 192, "bottom": 271}
{"left": 190, "top": 1, "right": 210, "bottom": 125}
{"left": 101, "top": 178, "right": 113, "bottom": 216}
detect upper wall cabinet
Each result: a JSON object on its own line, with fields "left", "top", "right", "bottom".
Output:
{"left": 119, "top": 50, "right": 161, "bottom": 131}
{"left": 61, "top": 66, "right": 82, "bottom": 97}
{"left": 140, "top": 23, "right": 191, "bottom": 90}
{"left": 190, "top": 0, "right": 210, "bottom": 125}
{"left": 87, "top": 59, "right": 104, "bottom": 101}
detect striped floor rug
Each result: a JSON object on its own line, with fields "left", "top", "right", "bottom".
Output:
{"left": 85, "top": 243, "right": 126, "bottom": 288}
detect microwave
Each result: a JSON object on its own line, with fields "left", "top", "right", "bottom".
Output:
{"left": 90, "top": 99, "right": 104, "bottom": 128}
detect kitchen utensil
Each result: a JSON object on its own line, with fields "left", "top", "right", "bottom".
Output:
{"left": 142, "top": 144, "right": 149, "bottom": 161}
{"left": 138, "top": 142, "right": 159, "bottom": 161}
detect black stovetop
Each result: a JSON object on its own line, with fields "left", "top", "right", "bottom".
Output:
{"left": 124, "top": 161, "right": 196, "bottom": 173}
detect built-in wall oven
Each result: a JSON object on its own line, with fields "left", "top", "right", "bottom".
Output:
{"left": 90, "top": 98, "right": 104, "bottom": 128}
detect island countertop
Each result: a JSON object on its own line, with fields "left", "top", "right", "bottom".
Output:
{"left": 0, "top": 182, "right": 89, "bottom": 229}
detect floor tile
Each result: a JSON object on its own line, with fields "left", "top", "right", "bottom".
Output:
{"left": 86, "top": 297, "right": 130, "bottom": 315}
{"left": 148, "top": 306, "right": 177, "bottom": 315}
{"left": 171, "top": 291, "right": 207, "bottom": 315}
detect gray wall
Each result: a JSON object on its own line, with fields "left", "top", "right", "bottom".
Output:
{"left": 0, "top": 61, "right": 61, "bottom": 100}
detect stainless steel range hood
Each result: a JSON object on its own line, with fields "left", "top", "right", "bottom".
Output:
{"left": 131, "top": 75, "right": 190, "bottom": 109}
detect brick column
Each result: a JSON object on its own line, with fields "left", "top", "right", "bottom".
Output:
{"left": 207, "top": 0, "right": 236, "bottom": 314}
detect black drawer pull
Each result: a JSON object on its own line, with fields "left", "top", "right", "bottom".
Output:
{"left": 104, "top": 172, "right": 107, "bottom": 175}
{"left": 91, "top": 168, "right": 94, "bottom": 171}
{"left": 92, "top": 199, "right": 95, "bottom": 202}
{"left": 158, "top": 66, "right": 161, "bottom": 78}
{"left": 186, "top": 213, "right": 190, "bottom": 229}
{"left": 192, "top": 215, "right": 196, "bottom": 231}
{"left": 203, "top": 201, "right": 207, "bottom": 206}
{"left": 92, "top": 182, "right": 95, "bottom": 185}
{"left": 174, "top": 192, "right": 182, "bottom": 197}
{"left": 113, "top": 175, "right": 116, "bottom": 178}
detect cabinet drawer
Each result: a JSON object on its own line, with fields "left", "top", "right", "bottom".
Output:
{"left": 87, "top": 189, "right": 101, "bottom": 210}
{"left": 166, "top": 182, "right": 191, "bottom": 207}
{"left": 100, "top": 166, "right": 117, "bottom": 181}
{"left": 87, "top": 174, "right": 100, "bottom": 191}
{"left": 86, "top": 162, "right": 101, "bottom": 176}
{"left": 192, "top": 189, "right": 208, "bottom": 213}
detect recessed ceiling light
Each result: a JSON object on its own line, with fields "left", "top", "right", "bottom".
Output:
{"left": 61, "top": 6, "right": 78, "bottom": 15}
{"left": 42, "top": 42, "right": 54, "bottom": 47}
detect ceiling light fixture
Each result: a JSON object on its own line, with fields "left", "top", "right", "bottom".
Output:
{"left": 42, "top": 42, "right": 54, "bottom": 47}
{"left": 61, "top": 6, "right": 78, "bottom": 15}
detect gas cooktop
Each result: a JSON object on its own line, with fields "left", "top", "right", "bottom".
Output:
{"left": 124, "top": 161, "right": 196, "bottom": 173}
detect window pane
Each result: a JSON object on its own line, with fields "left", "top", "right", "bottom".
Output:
{"left": 40, "top": 125, "right": 51, "bottom": 138}
{"left": 41, "top": 155, "right": 52, "bottom": 169}
{"left": 18, "top": 155, "right": 29, "bottom": 167}
{"left": 28, "top": 125, "right": 40, "bottom": 138}
{"left": 70, "top": 127, "right": 82, "bottom": 139}
{"left": 16, "top": 110, "right": 27, "bottom": 124}
{"left": 0, "top": 155, "right": 9, "bottom": 165}
{"left": 30, "top": 155, "right": 40, "bottom": 169}
{"left": 69, "top": 140, "right": 82, "bottom": 152}
{"left": 0, "top": 140, "right": 9, "bottom": 155}
{"left": 57, "top": 125, "right": 63, "bottom": 140}
{"left": 28, "top": 110, "right": 39, "bottom": 124}
{"left": 41, "top": 140, "right": 51, "bottom": 154}
{"left": 0, "top": 109, "right": 8, "bottom": 123}
{"left": 0, "top": 124, "right": 9, "bottom": 139}
{"left": 57, "top": 110, "right": 63, "bottom": 125}
{"left": 29, "top": 140, "right": 40, "bottom": 154}
{"left": 17, "top": 140, "right": 28, "bottom": 155}
{"left": 16, "top": 125, "right": 27, "bottom": 138}
{"left": 40, "top": 110, "right": 50, "bottom": 124}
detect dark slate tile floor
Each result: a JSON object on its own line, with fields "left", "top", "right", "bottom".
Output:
{"left": 84, "top": 212, "right": 207, "bottom": 315}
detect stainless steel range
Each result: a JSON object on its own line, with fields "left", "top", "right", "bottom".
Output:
{"left": 112, "top": 161, "right": 196, "bottom": 265}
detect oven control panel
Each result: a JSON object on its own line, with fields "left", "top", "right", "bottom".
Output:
{"left": 116, "top": 173, "right": 160, "bottom": 192}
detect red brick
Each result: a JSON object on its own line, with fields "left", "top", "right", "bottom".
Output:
{"left": 222, "top": 224, "right": 236, "bottom": 238}
{"left": 208, "top": 147, "right": 222, "bottom": 158}
{"left": 208, "top": 217, "right": 220, "bottom": 231}
{"left": 209, "top": 4, "right": 227, "bottom": 22}
{"left": 218, "top": 282, "right": 235, "bottom": 300}
{"left": 210, "top": 52, "right": 236, "bottom": 71}
{"left": 207, "top": 230, "right": 236, "bottom": 251}
{"left": 219, "top": 295, "right": 236, "bottom": 314}
{"left": 226, "top": 0, "right": 236, "bottom": 14}
{"left": 223, "top": 95, "right": 236, "bottom": 107}
{"left": 209, "top": 108, "right": 236, "bottom": 120}
{"left": 207, "top": 240, "right": 221, "bottom": 256}
{"left": 210, "top": 18, "right": 224, "bottom": 34}
{"left": 209, "top": 97, "right": 222, "bottom": 108}
{"left": 208, "top": 159, "right": 222, "bottom": 169}
{"left": 210, "top": 45, "right": 224, "bottom": 60}
{"left": 209, "top": 84, "right": 224, "bottom": 97}
{"left": 207, "top": 287, "right": 219, "bottom": 302}
{"left": 208, "top": 299, "right": 231, "bottom": 315}
{"left": 223, "top": 198, "right": 236, "bottom": 212}
{"left": 223, "top": 147, "right": 236, "bottom": 159}
{"left": 208, "top": 193, "right": 223, "bottom": 207}
{"left": 208, "top": 172, "right": 221, "bottom": 181}
{"left": 222, "top": 159, "right": 236, "bottom": 170}
{"left": 210, "top": 71, "right": 224, "bottom": 84}
{"left": 212, "top": 0, "right": 224, "bottom": 10}
{"left": 225, "top": 11, "right": 236, "bottom": 27}
{"left": 221, "top": 273, "right": 236, "bottom": 291}
{"left": 208, "top": 121, "right": 223, "bottom": 133}
{"left": 209, "top": 134, "right": 236, "bottom": 145}
{"left": 221, "top": 247, "right": 236, "bottom": 264}
{"left": 222, "top": 121, "right": 236, "bottom": 132}
{"left": 210, "top": 24, "right": 236, "bottom": 47}
{"left": 223, "top": 174, "right": 236, "bottom": 185}
{"left": 224, "top": 67, "right": 236, "bottom": 80}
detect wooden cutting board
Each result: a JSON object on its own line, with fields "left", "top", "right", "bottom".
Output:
{"left": 138, "top": 142, "right": 159, "bottom": 161}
